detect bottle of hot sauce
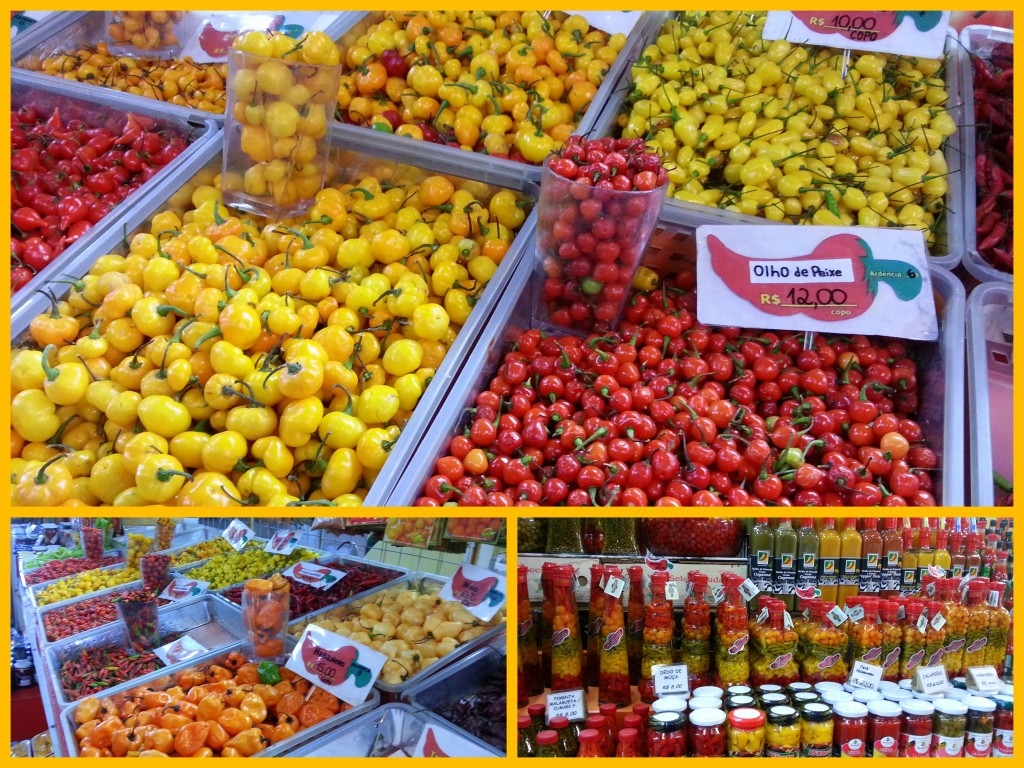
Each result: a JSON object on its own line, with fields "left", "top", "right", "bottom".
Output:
{"left": 900, "top": 528, "right": 918, "bottom": 597}
{"left": 858, "top": 519, "right": 883, "bottom": 597}
{"left": 966, "top": 530, "right": 983, "bottom": 579}
{"left": 880, "top": 519, "right": 903, "bottom": 599}
{"left": 916, "top": 520, "right": 934, "bottom": 588}
{"left": 817, "top": 518, "right": 841, "bottom": 605}
{"left": 950, "top": 528, "right": 966, "bottom": 580}
{"left": 837, "top": 519, "right": 861, "bottom": 609}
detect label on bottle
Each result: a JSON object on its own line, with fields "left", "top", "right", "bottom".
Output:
{"left": 840, "top": 556, "right": 859, "bottom": 586}
{"left": 603, "top": 627, "right": 624, "bottom": 650}
{"left": 709, "top": 584, "right": 725, "bottom": 605}
{"left": 774, "top": 552, "right": 797, "bottom": 596}
{"left": 604, "top": 576, "right": 625, "bottom": 598}
{"left": 783, "top": 610, "right": 794, "bottom": 629}
{"left": 965, "top": 731, "right": 993, "bottom": 757}
{"left": 952, "top": 563, "right": 964, "bottom": 578}
{"left": 803, "top": 743, "right": 833, "bottom": 758}
{"left": 900, "top": 732, "right": 931, "bottom": 757}
{"left": 750, "top": 550, "right": 774, "bottom": 593}
{"left": 819, "top": 556, "right": 839, "bottom": 587}
{"left": 967, "top": 565, "right": 980, "bottom": 578}
{"left": 917, "top": 566, "right": 932, "bottom": 589}
{"left": 873, "top": 735, "right": 899, "bottom": 757}
{"left": 758, "top": 607, "right": 770, "bottom": 624}
{"left": 519, "top": 617, "right": 533, "bottom": 637}
{"left": 797, "top": 552, "right": 818, "bottom": 593}
{"left": 664, "top": 581, "right": 680, "bottom": 601}
{"left": 931, "top": 613, "right": 946, "bottom": 630}
{"left": 988, "top": 589, "right": 1000, "bottom": 606}
{"left": 827, "top": 605, "right": 848, "bottom": 627}
{"left": 880, "top": 551, "right": 901, "bottom": 592}
{"left": 933, "top": 733, "right": 964, "bottom": 757}
{"left": 846, "top": 604, "right": 865, "bottom": 622}
{"left": 900, "top": 567, "right": 918, "bottom": 595}
{"left": 858, "top": 552, "right": 881, "bottom": 594}
{"left": 916, "top": 614, "right": 928, "bottom": 633}
{"left": 841, "top": 738, "right": 866, "bottom": 757}
{"left": 992, "top": 728, "right": 1013, "bottom": 757}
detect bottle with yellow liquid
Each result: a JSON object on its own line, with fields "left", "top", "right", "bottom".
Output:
{"left": 916, "top": 520, "right": 934, "bottom": 588}
{"left": 932, "top": 529, "right": 952, "bottom": 576}
{"left": 900, "top": 528, "right": 918, "bottom": 596}
{"left": 837, "top": 519, "right": 861, "bottom": 609}
{"left": 817, "top": 518, "right": 841, "bottom": 605}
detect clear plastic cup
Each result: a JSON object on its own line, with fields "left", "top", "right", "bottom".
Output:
{"left": 117, "top": 593, "right": 160, "bottom": 652}
{"left": 81, "top": 526, "right": 104, "bottom": 560}
{"left": 106, "top": 11, "right": 186, "bottom": 56}
{"left": 242, "top": 581, "right": 291, "bottom": 663}
{"left": 141, "top": 553, "right": 171, "bottom": 592}
{"left": 156, "top": 518, "right": 176, "bottom": 552}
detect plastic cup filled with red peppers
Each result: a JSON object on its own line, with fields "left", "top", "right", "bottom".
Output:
{"left": 140, "top": 553, "right": 171, "bottom": 592}
{"left": 115, "top": 589, "right": 160, "bottom": 652}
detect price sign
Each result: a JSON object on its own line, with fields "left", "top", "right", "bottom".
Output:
{"left": 282, "top": 562, "right": 347, "bottom": 590}
{"left": 762, "top": 11, "right": 951, "bottom": 58}
{"left": 914, "top": 664, "right": 951, "bottom": 695}
{"left": 264, "top": 529, "right": 298, "bottom": 555}
{"left": 410, "top": 725, "right": 494, "bottom": 757}
{"left": 696, "top": 226, "right": 937, "bottom": 340}
{"left": 827, "top": 605, "right": 848, "bottom": 627}
{"left": 738, "top": 578, "right": 760, "bottom": 602}
{"left": 653, "top": 663, "right": 690, "bottom": 697}
{"left": 222, "top": 519, "right": 255, "bottom": 551}
{"left": 546, "top": 689, "right": 587, "bottom": 724}
{"left": 577, "top": 11, "right": 642, "bottom": 37}
{"left": 159, "top": 577, "right": 209, "bottom": 602}
{"left": 286, "top": 625, "right": 385, "bottom": 707}
{"left": 438, "top": 564, "right": 506, "bottom": 621}
{"left": 848, "top": 660, "right": 883, "bottom": 691}
{"left": 604, "top": 576, "right": 625, "bottom": 599}
{"left": 153, "top": 634, "right": 209, "bottom": 666}
{"left": 966, "top": 666, "right": 1002, "bottom": 694}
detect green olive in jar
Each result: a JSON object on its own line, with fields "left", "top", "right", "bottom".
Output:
{"left": 518, "top": 518, "right": 548, "bottom": 553}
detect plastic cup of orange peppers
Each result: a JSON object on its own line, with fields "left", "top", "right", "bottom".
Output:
{"left": 242, "top": 576, "right": 291, "bottom": 663}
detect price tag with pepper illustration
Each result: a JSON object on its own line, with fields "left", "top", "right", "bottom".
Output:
{"left": 264, "top": 529, "right": 298, "bottom": 555}
{"left": 282, "top": 561, "right": 346, "bottom": 590}
{"left": 222, "top": 518, "right": 254, "bottom": 551}
{"left": 439, "top": 565, "right": 506, "bottom": 622}
{"left": 285, "top": 625, "right": 386, "bottom": 706}
{"left": 697, "top": 226, "right": 937, "bottom": 339}
{"left": 763, "top": 11, "right": 950, "bottom": 58}
{"left": 159, "top": 577, "right": 210, "bottom": 602}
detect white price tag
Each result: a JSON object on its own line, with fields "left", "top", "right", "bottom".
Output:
{"left": 762, "top": 11, "right": 951, "bottom": 58}
{"left": 708, "top": 585, "right": 725, "bottom": 606}
{"left": 783, "top": 611, "right": 794, "bottom": 630}
{"left": 847, "top": 604, "right": 865, "bottom": 622}
{"left": 931, "top": 613, "right": 946, "bottom": 631}
{"left": 653, "top": 663, "right": 690, "bottom": 697}
{"left": 153, "top": 634, "right": 209, "bottom": 666}
{"left": 286, "top": 625, "right": 385, "bottom": 707}
{"left": 827, "top": 606, "right": 848, "bottom": 627}
{"left": 264, "top": 529, "right": 298, "bottom": 555}
{"left": 222, "top": 519, "right": 255, "bottom": 551}
{"left": 914, "top": 664, "right": 950, "bottom": 695}
{"left": 664, "top": 582, "right": 680, "bottom": 601}
{"left": 847, "top": 660, "right": 883, "bottom": 691}
{"left": 438, "top": 564, "right": 507, "bottom": 622}
{"left": 577, "top": 11, "right": 642, "bottom": 37}
{"left": 917, "top": 614, "right": 929, "bottom": 633}
{"left": 604, "top": 576, "right": 625, "bottom": 599}
{"left": 546, "top": 689, "right": 587, "bottom": 724}
{"left": 757, "top": 607, "right": 770, "bottom": 624}
{"left": 738, "top": 578, "right": 760, "bottom": 602}
{"left": 159, "top": 577, "right": 209, "bottom": 602}
{"left": 283, "top": 561, "right": 347, "bottom": 591}
{"left": 696, "top": 225, "right": 937, "bottom": 340}
{"left": 966, "top": 666, "right": 1002, "bottom": 694}
{"left": 924, "top": 580, "right": 937, "bottom": 596}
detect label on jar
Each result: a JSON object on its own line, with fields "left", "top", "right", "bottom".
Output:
{"left": 827, "top": 605, "right": 848, "bottom": 627}
{"left": 931, "top": 613, "right": 946, "bottom": 630}
{"left": 917, "top": 614, "right": 929, "bottom": 633}
{"left": 604, "top": 576, "right": 625, "bottom": 598}
{"left": 819, "top": 556, "right": 839, "bottom": 588}
{"left": 840, "top": 556, "right": 859, "bottom": 587}
{"left": 932, "top": 733, "right": 965, "bottom": 757}
{"left": 767, "top": 743, "right": 800, "bottom": 758}
{"left": 965, "top": 731, "right": 993, "bottom": 757}
{"left": 775, "top": 552, "right": 797, "bottom": 596}
{"left": 846, "top": 604, "right": 865, "bottom": 622}
{"left": 873, "top": 735, "right": 899, "bottom": 757}
{"left": 803, "top": 743, "right": 833, "bottom": 758}
{"left": 750, "top": 550, "right": 774, "bottom": 593}
{"left": 708, "top": 584, "right": 725, "bottom": 605}
{"left": 603, "top": 627, "right": 624, "bottom": 650}
{"left": 952, "top": 563, "right": 964, "bottom": 579}
{"left": 880, "top": 551, "right": 901, "bottom": 592}
{"left": 797, "top": 552, "right": 818, "bottom": 593}
{"left": 900, "top": 567, "right": 918, "bottom": 595}
{"left": 900, "top": 732, "right": 932, "bottom": 757}
{"left": 992, "top": 729, "right": 1013, "bottom": 757}
{"left": 841, "top": 738, "right": 866, "bottom": 757}
{"left": 858, "top": 552, "right": 881, "bottom": 594}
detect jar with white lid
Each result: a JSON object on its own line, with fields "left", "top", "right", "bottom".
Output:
{"left": 815, "top": 681, "right": 844, "bottom": 695}
{"left": 899, "top": 698, "right": 934, "bottom": 757}
{"left": 688, "top": 696, "right": 722, "bottom": 711}
{"left": 693, "top": 685, "right": 723, "bottom": 700}
{"left": 688, "top": 708, "right": 726, "bottom": 757}
{"left": 853, "top": 688, "right": 883, "bottom": 704}
{"left": 964, "top": 695, "right": 996, "bottom": 757}
{"left": 884, "top": 688, "right": 913, "bottom": 703}
{"left": 652, "top": 695, "right": 688, "bottom": 714}
{"left": 822, "top": 690, "right": 854, "bottom": 706}
{"left": 833, "top": 701, "right": 870, "bottom": 757}
{"left": 867, "top": 699, "right": 902, "bottom": 756}
{"left": 932, "top": 699, "right": 968, "bottom": 757}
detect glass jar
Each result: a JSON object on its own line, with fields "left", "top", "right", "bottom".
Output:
{"left": 647, "top": 712, "right": 686, "bottom": 757}
{"left": 963, "top": 580, "right": 992, "bottom": 673}
{"left": 240, "top": 580, "right": 288, "bottom": 662}
{"left": 626, "top": 566, "right": 644, "bottom": 686}
{"left": 867, "top": 699, "right": 902, "bottom": 757}
{"left": 586, "top": 564, "right": 607, "bottom": 689}
{"left": 535, "top": 730, "right": 561, "bottom": 758}
{"left": 517, "top": 564, "right": 542, "bottom": 703}
{"left": 715, "top": 572, "right": 750, "bottom": 687}
{"left": 925, "top": 600, "right": 947, "bottom": 667}
{"left": 751, "top": 601, "right": 799, "bottom": 686}
{"left": 879, "top": 600, "right": 903, "bottom": 682}
{"left": 833, "top": 701, "right": 869, "bottom": 757}
{"left": 760, "top": 693, "right": 789, "bottom": 712}
{"left": 693, "top": 685, "right": 724, "bottom": 700}
{"left": 821, "top": 690, "right": 854, "bottom": 708}
{"left": 853, "top": 688, "right": 883, "bottom": 705}
{"left": 727, "top": 685, "right": 753, "bottom": 698}
{"left": 792, "top": 691, "right": 820, "bottom": 708}
{"left": 598, "top": 566, "right": 630, "bottom": 705}
{"left": 965, "top": 695, "right": 996, "bottom": 757}
{"left": 992, "top": 695, "right": 1013, "bottom": 757}
{"left": 584, "top": 715, "right": 611, "bottom": 757}
{"left": 81, "top": 526, "right": 104, "bottom": 559}
{"left": 985, "top": 582, "right": 1011, "bottom": 674}
{"left": 550, "top": 715, "right": 579, "bottom": 757}
{"left": 802, "top": 601, "right": 849, "bottom": 683}
{"left": 688, "top": 707, "right": 727, "bottom": 757}
{"left": 576, "top": 728, "right": 604, "bottom": 758}
{"left": 765, "top": 705, "right": 801, "bottom": 757}
{"left": 632, "top": 703, "right": 651, "bottom": 745}
{"left": 643, "top": 518, "right": 744, "bottom": 557}
{"left": 518, "top": 518, "right": 547, "bottom": 553}
{"left": 680, "top": 571, "right": 712, "bottom": 689}
{"left": 726, "top": 695, "right": 757, "bottom": 712}
{"left": 786, "top": 681, "right": 812, "bottom": 696}
{"left": 899, "top": 699, "right": 934, "bottom": 757}
{"left": 546, "top": 518, "right": 583, "bottom": 554}
{"left": 550, "top": 565, "right": 584, "bottom": 691}
{"left": 932, "top": 699, "right": 968, "bottom": 757}
{"left": 727, "top": 707, "right": 766, "bottom": 757}
{"left": 622, "top": 714, "right": 645, "bottom": 755}
{"left": 689, "top": 696, "right": 723, "bottom": 711}
{"left": 639, "top": 571, "right": 674, "bottom": 703}
{"left": 582, "top": 518, "right": 604, "bottom": 555}
{"left": 518, "top": 716, "right": 536, "bottom": 757}
{"left": 602, "top": 518, "right": 640, "bottom": 555}
{"left": 899, "top": 600, "right": 927, "bottom": 679}
{"left": 527, "top": 703, "right": 546, "bottom": 743}
{"left": 850, "top": 596, "right": 884, "bottom": 666}
{"left": 800, "top": 703, "right": 834, "bottom": 757}
{"left": 938, "top": 578, "right": 968, "bottom": 677}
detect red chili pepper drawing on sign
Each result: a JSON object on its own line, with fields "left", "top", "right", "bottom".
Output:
{"left": 451, "top": 566, "right": 503, "bottom": 608}
{"left": 708, "top": 233, "right": 923, "bottom": 322}
{"left": 422, "top": 729, "right": 450, "bottom": 758}
{"left": 168, "top": 580, "right": 199, "bottom": 599}
{"left": 300, "top": 634, "right": 372, "bottom": 687}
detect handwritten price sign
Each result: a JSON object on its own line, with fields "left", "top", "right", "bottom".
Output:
{"left": 439, "top": 565, "right": 506, "bottom": 622}
{"left": 763, "top": 11, "right": 951, "bottom": 58}
{"left": 286, "top": 625, "right": 385, "bottom": 707}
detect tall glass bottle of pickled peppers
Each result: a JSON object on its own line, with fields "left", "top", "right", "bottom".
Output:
{"left": 858, "top": 519, "right": 882, "bottom": 598}
{"left": 715, "top": 572, "right": 750, "bottom": 687}
{"left": 962, "top": 579, "right": 992, "bottom": 673}
{"left": 880, "top": 519, "right": 903, "bottom": 599}
{"left": 849, "top": 596, "right": 883, "bottom": 666}
{"left": 598, "top": 566, "right": 630, "bottom": 706}
{"left": 925, "top": 599, "right": 948, "bottom": 667}
{"left": 518, "top": 564, "right": 542, "bottom": 704}
{"left": 586, "top": 565, "right": 607, "bottom": 689}
{"left": 879, "top": 600, "right": 902, "bottom": 682}
{"left": 680, "top": 571, "right": 712, "bottom": 689}
{"left": 626, "top": 566, "right": 645, "bottom": 687}
{"left": 838, "top": 519, "right": 861, "bottom": 609}
{"left": 801, "top": 600, "right": 849, "bottom": 684}
{"left": 985, "top": 582, "right": 1010, "bottom": 674}
{"left": 639, "top": 571, "right": 674, "bottom": 703}
{"left": 900, "top": 600, "right": 928, "bottom": 679}
{"left": 817, "top": 518, "right": 840, "bottom": 605}
{"left": 541, "top": 562, "right": 557, "bottom": 687}
{"left": 900, "top": 528, "right": 918, "bottom": 597}
{"left": 749, "top": 518, "right": 775, "bottom": 596}
{"left": 550, "top": 564, "right": 585, "bottom": 692}
{"left": 773, "top": 518, "right": 798, "bottom": 612}
{"left": 938, "top": 578, "right": 968, "bottom": 677}
{"left": 796, "top": 519, "right": 819, "bottom": 612}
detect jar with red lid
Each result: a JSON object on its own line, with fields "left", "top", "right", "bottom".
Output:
{"left": 833, "top": 701, "right": 869, "bottom": 757}
{"left": 899, "top": 699, "right": 934, "bottom": 756}
{"left": 585, "top": 714, "right": 613, "bottom": 757}
{"left": 647, "top": 713, "right": 686, "bottom": 757}
{"left": 622, "top": 715, "right": 646, "bottom": 756}
{"left": 598, "top": 566, "right": 630, "bottom": 705}
{"left": 867, "top": 699, "right": 902, "bottom": 756}
{"left": 680, "top": 570, "right": 712, "bottom": 689}
{"left": 727, "top": 707, "right": 766, "bottom": 757}
{"left": 577, "top": 728, "right": 604, "bottom": 758}
{"left": 615, "top": 727, "right": 641, "bottom": 757}
{"left": 992, "top": 695, "right": 1013, "bottom": 757}
{"left": 518, "top": 715, "right": 535, "bottom": 757}
{"left": 535, "top": 730, "right": 561, "bottom": 758}
{"left": 599, "top": 703, "right": 620, "bottom": 742}
{"left": 632, "top": 703, "right": 651, "bottom": 745}
{"left": 550, "top": 715, "right": 579, "bottom": 757}
{"left": 689, "top": 707, "right": 727, "bottom": 757}
{"left": 639, "top": 571, "right": 674, "bottom": 703}
{"left": 550, "top": 565, "right": 584, "bottom": 691}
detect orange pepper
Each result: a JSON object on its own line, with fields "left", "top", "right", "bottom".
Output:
{"left": 217, "top": 707, "right": 253, "bottom": 736}
{"left": 234, "top": 663, "right": 261, "bottom": 686}
{"left": 276, "top": 690, "right": 306, "bottom": 716}
{"left": 205, "top": 665, "right": 232, "bottom": 684}
{"left": 298, "top": 703, "right": 334, "bottom": 728}
{"left": 224, "top": 727, "right": 269, "bottom": 756}
{"left": 173, "top": 721, "right": 210, "bottom": 757}
{"left": 204, "top": 721, "right": 230, "bottom": 751}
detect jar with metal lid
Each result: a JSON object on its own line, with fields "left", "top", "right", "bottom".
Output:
{"left": 792, "top": 691, "right": 820, "bottom": 708}
{"left": 992, "top": 695, "right": 1013, "bottom": 757}
{"left": 727, "top": 685, "right": 753, "bottom": 697}
{"left": 965, "top": 695, "right": 996, "bottom": 757}
{"left": 756, "top": 683, "right": 784, "bottom": 698}
{"left": 833, "top": 701, "right": 869, "bottom": 757}
{"left": 932, "top": 699, "right": 968, "bottom": 757}
{"left": 689, "top": 708, "right": 727, "bottom": 757}
{"left": 726, "top": 694, "right": 757, "bottom": 711}
{"left": 760, "top": 692, "right": 790, "bottom": 710}
{"left": 766, "top": 705, "right": 801, "bottom": 757}
{"left": 899, "top": 699, "right": 934, "bottom": 757}
{"left": 800, "top": 703, "right": 834, "bottom": 757}
{"left": 787, "top": 681, "right": 813, "bottom": 695}
{"left": 535, "top": 730, "right": 561, "bottom": 758}
{"left": 867, "top": 699, "right": 901, "bottom": 756}
{"left": 647, "top": 712, "right": 686, "bottom": 757}
{"left": 727, "top": 707, "right": 766, "bottom": 757}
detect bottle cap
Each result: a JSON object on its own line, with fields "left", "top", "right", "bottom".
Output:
{"left": 688, "top": 708, "right": 727, "bottom": 727}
